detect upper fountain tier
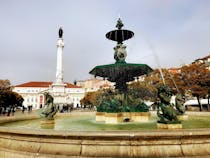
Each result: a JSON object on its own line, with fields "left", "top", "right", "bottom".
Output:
{"left": 106, "top": 18, "right": 134, "bottom": 44}
{"left": 89, "top": 18, "right": 152, "bottom": 93}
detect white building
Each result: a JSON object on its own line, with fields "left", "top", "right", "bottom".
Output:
{"left": 13, "top": 81, "right": 84, "bottom": 109}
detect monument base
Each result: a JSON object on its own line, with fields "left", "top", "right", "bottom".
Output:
{"left": 157, "top": 123, "right": 182, "bottom": 129}
{"left": 40, "top": 119, "right": 55, "bottom": 129}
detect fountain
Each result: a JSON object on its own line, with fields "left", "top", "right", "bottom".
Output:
{"left": 90, "top": 18, "right": 152, "bottom": 123}
{"left": 90, "top": 18, "right": 152, "bottom": 93}
{"left": 1, "top": 20, "right": 210, "bottom": 157}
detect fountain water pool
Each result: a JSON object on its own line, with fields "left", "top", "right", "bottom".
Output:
{"left": 1, "top": 112, "right": 210, "bottom": 157}
{"left": 2, "top": 112, "right": 210, "bottom": 130}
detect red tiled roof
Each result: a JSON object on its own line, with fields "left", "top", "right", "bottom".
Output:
{"left": 15, "top": 81, "right": 80, "bottom": 88}
{"left": 65, "top": 82, "right": 81, "bottom": 88}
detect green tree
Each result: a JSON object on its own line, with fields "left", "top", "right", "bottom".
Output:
{"left": 128, "top": 81, "right": 157, "bottom": 101}
{"left": 0, "top": 79, "right": 24, "bottom": 115}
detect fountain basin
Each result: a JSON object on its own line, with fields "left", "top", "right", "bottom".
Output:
{"left": 95, "top": 112, "right": 105, "bottom": 121}
{"left": 131, "top": 112, "right": 150, "bottom": 122}
{"left": 96, "top": 112, "right": 150, "bottom": 123}
{"left": 157, "top": 123, "right": 183, "bottom": 129}
{"left": 1, "top": 112, "right": 210, "bottom": 157}
{"left": 178, "top": 114, "right": 189, "bottom": 120}
{"left": 89, "top": 62, "right": 152, "bottom": 83}
{"left": 105, "top": 112, "right": 123, "bottom": 124}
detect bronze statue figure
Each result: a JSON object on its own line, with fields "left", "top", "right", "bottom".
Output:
{"left": 58, "top": 27, "right": 63, "bottom": 38}
{"left": 40, "top": 93, "right": 58, "bottom": 120}
{"left": 175, "top": 94, "right": 186, "bottom": 115}
{"left": 156, "top": 85, "right": 180, "bottom": 124}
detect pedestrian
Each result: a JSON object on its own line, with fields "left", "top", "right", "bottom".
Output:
{"left": 22, "top": 106, "right": 25, "bottom": 113}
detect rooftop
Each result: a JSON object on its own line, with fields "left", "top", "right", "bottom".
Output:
{"left": 195, "top": 54, "right": 210, "bottom": 61}
{"left": 15, "top": 81, "right": 80, "bottom": 88}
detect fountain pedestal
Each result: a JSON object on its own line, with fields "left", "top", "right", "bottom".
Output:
{"left": 96, "top": 112, "right": 151, "bottom": 123}
{"left": 177, "top": 114, "right": 188, "bottom": 121}
{"left": 95, "top": 112, "right": 105, "bottom": 122}
{"left": 131, "top": 112, "right": 150, "bottom": 122}
{"left": 40, "top": 119, "right": 55, "bottom": 129}
{"left": 105, "top": 113, "right": 123, "bottom": 124}
{"left": 121, "top": 112, "right": 131, "bottom": 122}
{"left": 157, "top": 123, "right": 182, "bottom": 129}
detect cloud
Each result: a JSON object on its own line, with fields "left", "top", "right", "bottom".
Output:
{"left": 0, "top": 0, "right": 209, "bottom": 85}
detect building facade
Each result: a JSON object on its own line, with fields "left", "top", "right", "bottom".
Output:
{"left": 13, "top": 81, "right": 84, "bottom": 109}
{"left": 76, "top": 78, "right": 114, "bottom": 92}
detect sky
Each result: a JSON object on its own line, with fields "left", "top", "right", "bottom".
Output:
{"left": 0, "top": 0, "right": 210, "bottom": 85}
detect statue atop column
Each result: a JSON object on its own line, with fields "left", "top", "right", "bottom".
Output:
{"left": 58, "top": 27, "right": 63, "bottom": 38}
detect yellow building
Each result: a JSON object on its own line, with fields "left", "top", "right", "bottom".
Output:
{"left": 76, "top": 78, "right": 114, "bottom": 92}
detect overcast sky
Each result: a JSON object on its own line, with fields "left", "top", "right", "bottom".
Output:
{"left": 0, "top": 0, "right": 209, "bottom": 85}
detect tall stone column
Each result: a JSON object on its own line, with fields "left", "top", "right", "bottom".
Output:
{"left": 56, "top": 28, "right": 64, "bottom": 84}
{"left": 51, "top": 27, "right": 67, "bottom": 106}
